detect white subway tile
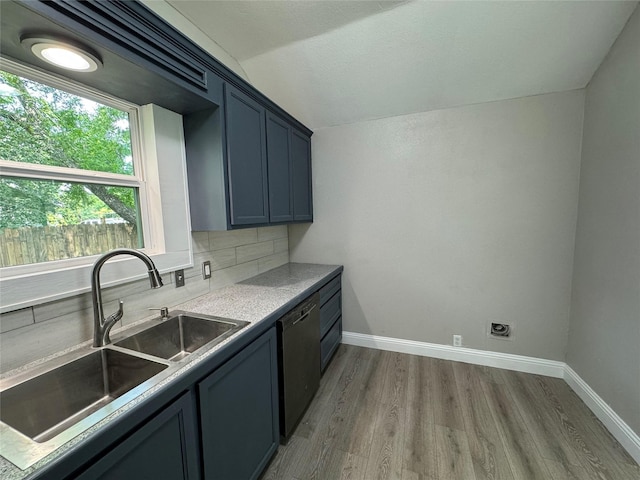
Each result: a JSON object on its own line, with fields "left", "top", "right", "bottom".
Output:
{"left": 258, "top": 252, "right": 290, "bottom": 274}
{"left": 257, "top": 225, "right": 288, "bottom": 242}
{"left": 34, "top": 294, "right": 92, "bottom": 323}
{"left": 210, "top": 261, "right": 259, "bottom": 291}
{"left": 118, "top": 278, "right": 210, "bottom": 327}
{"left": 0, "top": 308, "right": 34, "bottom": 333}
{"left": 0, "top": 308, "right": 94, "bottom": 374}
{"left": 236, "top": 241, "right": 274, "bottom": 264}
{"left": 274, "top": 237, "right": 289, "bottom": 254}
{"left": 210, "top": 247, "right": 237, "bottom": 271}
{"left": 209, "top": 229, "right": 257, "bottom": 250}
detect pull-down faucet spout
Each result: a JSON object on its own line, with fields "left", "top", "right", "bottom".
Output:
{"left": 91, "top": 248, "right": 163, "bottom": 347}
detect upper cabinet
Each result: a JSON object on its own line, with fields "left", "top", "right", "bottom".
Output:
{"left": 266, "top": 114, "right": 314, "bottom": 224}
{"left": 290, "top": 129, "right": 313, "bottom": 222}
{"left": 185, "top": 87, "right": 313, "bottom": 231}
{"left": 266, "top": 113, "right": 294, "bottom": 223}
{"left": 226, "top": 85, "right": 270, "bottom": 226}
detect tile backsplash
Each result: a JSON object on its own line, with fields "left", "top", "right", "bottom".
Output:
{"left": 0, "top": 226, "right": 289, "bottom": 374}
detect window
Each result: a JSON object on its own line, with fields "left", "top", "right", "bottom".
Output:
{"left": 0, "top": 58, "right": 193, "bottom": 311}
{"left": 0, "top": 66, "right": 146, "bottom": 267}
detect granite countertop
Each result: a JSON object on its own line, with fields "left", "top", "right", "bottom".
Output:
{"left": 0, "top": 262, "right": 342, "bottom": 480}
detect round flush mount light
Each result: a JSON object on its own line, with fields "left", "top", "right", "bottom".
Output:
{"left": 21, "top": 36, "right": 102, "bottom": 72}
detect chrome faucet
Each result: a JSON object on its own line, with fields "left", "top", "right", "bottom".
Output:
{"left": 91, "top": 248, "right": 163, "bottom": 347}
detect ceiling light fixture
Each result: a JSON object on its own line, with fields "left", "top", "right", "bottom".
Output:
{"left": 21, "top": 35, "right": 102, "bottom": 72}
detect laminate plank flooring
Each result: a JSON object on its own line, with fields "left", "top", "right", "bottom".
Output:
{"left": 403, "top": 356, "right": 437, "bottom": 479}
{"left": 434, "top": 425, "right": 476, "bottom": 480}
{"left": 481, "top": 381, "right": 551, "bottom": 479}
{"left": 452, "top": 362, "right": 514, "bottom": 480}
{"left": 261, "top": 345, "right": 639, "bottom": 480}
{"left": 363, "top": 352, "right": 409, "bottom": 480}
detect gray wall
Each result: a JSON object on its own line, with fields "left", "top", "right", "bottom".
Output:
{"left": 290, "top": 90, "right": 585, "bottom": 361}
{"left": 0, "top": 226, "right": 288, "bottom": 373}
{"left": 566, "top": 7, "right": 640, "bottom": 435}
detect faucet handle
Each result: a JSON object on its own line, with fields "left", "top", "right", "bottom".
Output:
{"left": 149, "top": 307, "right": 170, "bottom": 320}
{"left": 107, "top": 300, "right": 124, "bottom": 324}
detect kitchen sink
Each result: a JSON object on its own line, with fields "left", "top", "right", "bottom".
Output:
{"left": 0, "top": 310, "right": 249, "bottom": 469}
{"left": 0, "top": 349, "right": 167, "bottom": 443}
{"left": 114, "top": 312, "right": 249, "bottom": 362}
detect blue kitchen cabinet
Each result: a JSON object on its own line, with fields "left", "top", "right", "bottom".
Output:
{"left": 266, "top": 113, "right": 295, "bottom": 223}
{"left": 266, "top": 113, "right": 314, "bottom": 223}
{"left": 198, "top": 327, "right": 280, "bottom": 480}
{"left": 225, "top": 84, "right": 270, "bottom": 226}
{"left": 186, "top": 85, "right": 314, "bottom": 230}
{"left": 291, "top": 128, "right": 313, "bottom": 222}
{"left": 74, "top": 392, "right": 200, "bottom": 480}
{"left": 319, "top": 274, "right": 342, "bottom": 371}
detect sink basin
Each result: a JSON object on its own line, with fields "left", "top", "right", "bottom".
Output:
{"left": 114, "top": 313, "right": 249, "bottom": 362}
{"left": 0, "top": 311, "right": 248, "bottom": 468}
{"left": 0, "top": 349, "right": 167, "bottom": 443}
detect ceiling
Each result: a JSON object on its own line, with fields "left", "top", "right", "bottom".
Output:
{"left": 167, "top": 0, "right": 410, "bottom": 61}
{"left": 167, "top": 1, "right": 638, "bottom": 129}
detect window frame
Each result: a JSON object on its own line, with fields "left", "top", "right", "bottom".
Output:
{"left": 0, "top": 58, "right": 193, "bottom": 312}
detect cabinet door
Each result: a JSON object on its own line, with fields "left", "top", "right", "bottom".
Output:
{"left": 199, "top": 328, "right": 279, "bottom": 480}
{"left": 266, "top": 113, "right": 294, "bottom": 223}
{"left": 225, "top": 85, "right": 269, "bottom": 226}
{"left": 75, "top": 392, "right": 200, "bottom": 480}
{"left": 291, "top": 129, "right": 313, "bottom": 221}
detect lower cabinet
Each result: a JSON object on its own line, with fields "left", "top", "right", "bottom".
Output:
{"left": 75, "top": 392, "right": 200, "bottom": 480}
{"left": 70, "top": 328, "right": 279, "bottom": 480}
{"left": 198, "top": 327, "right": 279, "bottom": 480}
{"left": 319, "top": 274, "right": 342, "bottom": 371}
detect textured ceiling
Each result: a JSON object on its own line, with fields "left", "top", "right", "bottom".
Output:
{"left": 167, "top": 0, "right": 409, "bottom": 61}
{"left": 167, "top": 1, "right": 638, "bottom": 129}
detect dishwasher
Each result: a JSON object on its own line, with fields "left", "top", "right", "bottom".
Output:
{"left": 277, "top": 292, "right": 321, "bottom": 443}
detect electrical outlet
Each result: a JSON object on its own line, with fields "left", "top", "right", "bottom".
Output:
{"left": 453, "top": 334, "right": 462, "bottom": 347}
{"left": 202, "top": 261, "right": 211, "bottom": 279}
{"left": 174, "top": 269, "right": 185, "bottom": 288}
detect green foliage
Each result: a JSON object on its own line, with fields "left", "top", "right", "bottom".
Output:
{"left": 0, "top": 178, "right": 57, "bottom": 228}
{"left": 0, "top": 70, "right": 137, "bottom": 227}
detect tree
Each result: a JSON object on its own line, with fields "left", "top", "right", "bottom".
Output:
{"left": 0, "top": 70, "right": 137, "bottom": 227}
{"left": 0, "top": 177, "right": 58, "bottom": 228}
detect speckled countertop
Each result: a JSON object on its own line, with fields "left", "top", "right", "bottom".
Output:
{"left": 0, "top": 262, "right": 342, "bottom": 480}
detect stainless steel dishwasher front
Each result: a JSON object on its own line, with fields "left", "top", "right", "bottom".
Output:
{"left": 276, "top": 292, "right": 321, "bottom": 443}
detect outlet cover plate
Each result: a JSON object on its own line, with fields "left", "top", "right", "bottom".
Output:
{"left": 202, "top": 261, "right": 211, "bottom": 279}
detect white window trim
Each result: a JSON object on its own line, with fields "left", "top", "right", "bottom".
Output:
{"left": 0, "top": 60, "right": 193, "bottom": 313}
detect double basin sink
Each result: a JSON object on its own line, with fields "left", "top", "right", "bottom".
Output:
{"left": 0, "top": 311, "right": 248, "bottom": 469}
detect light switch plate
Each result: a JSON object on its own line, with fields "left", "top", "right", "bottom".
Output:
{"left": 175, "top": 269, "right": 185, "bottom": 288}
{"left": 202, "top": 261, "right": 211, "bottom": 279}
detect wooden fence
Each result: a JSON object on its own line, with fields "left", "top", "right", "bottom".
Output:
{"left": 0, "top": 223, "right": 139, "bottom": 267}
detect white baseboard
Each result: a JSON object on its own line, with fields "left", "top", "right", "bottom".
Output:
{"left": 341, "top": 331, "right": 565, "bottom": 377}
{"left": 563, "top": 365, "right": 640, "bottom": 464}
{"left": 341, "top": 331, "right": 640, "bottom": 464}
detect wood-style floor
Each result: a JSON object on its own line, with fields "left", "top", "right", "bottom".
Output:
{"left": 261, "top": 345, "right": 639, "bottom": 480}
